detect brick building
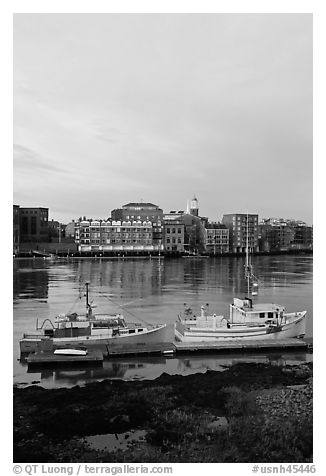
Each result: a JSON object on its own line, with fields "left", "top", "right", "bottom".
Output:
{"left": 111, "top": 202, "right": 163, "bottom": 222}
{"left": 222, "top": 213, "right": 259, "bottom": 253}
{"left": 13, "top": 205, "right": 20, "bottom": 253}
{"left": 75, "top": 218, "right": 163, "bottom": 254}
{"left": 19, "top": 207, "right": 49, "bottom": 242}
{"left": 163, "top": 220, "right": 185, "bottom": 253}
{"left": 205, "top": 223, "right": 229, "bottom": 254}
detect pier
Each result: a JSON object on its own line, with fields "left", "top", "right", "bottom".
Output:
{"left": 24, "top": 338, "right": 312, "bottom": 369}
{"left": 107, "top": 342, "right": 176, "bottom": 357}
{"left": 106, "top": 338, "right": 312, "bottom": 358}
{"left": 26, "top": 349, "right": 104, "bottom": 367}
{"left": 173, "top": 338, "right": 311, "bottom": 354}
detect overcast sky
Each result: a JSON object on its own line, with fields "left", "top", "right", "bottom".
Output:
{"left": 13, "top": 13, "right": 312, "bottom": 224}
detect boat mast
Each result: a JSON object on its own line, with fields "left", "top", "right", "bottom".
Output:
{"left": 85, "top": 282, "right": 92, "bottom": 316}
{"left": 245, "top": 213, "right": 250, "bottom": 296}
{"left": 244, "top": 213, "right": 258, "bottom": 297}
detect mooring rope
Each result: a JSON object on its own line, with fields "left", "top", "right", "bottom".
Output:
{"left": 67, "top": 294, "right": 84, "bottom": 314}
{"left": 96, "top": 290, "right": 152, "bottom": 327}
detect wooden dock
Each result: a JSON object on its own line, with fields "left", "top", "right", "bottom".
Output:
{"left": 26, "top": 338, "right": 312, "bottom": 365}
{"left": 174, "top": 338, "right": 310, "bottom": 354}
{"left": 105, "top": 338, "right": 311, "bottom": 358}
{"left": 107, "top": 342, "right": 176, "bottom": 357}
{"left": 27, "top": 349, "right": 104, "bottom": 367}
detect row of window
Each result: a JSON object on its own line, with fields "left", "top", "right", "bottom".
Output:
{"left": 165, "top": 228, "right": 183, "bottom": 234}
{"left": 80, "top": 227, "right": 153, "bottom": 233}
{"left": 232, "top": 216, "right": 258, "bottom": 221}
{"left": 80, "top": 233, "right": 152, "bottom": 239}
{"left": 166, "top": 238, "right": 182, "bottom": 244}
{"left": 207, "top": 239, "right": 229, "bottom": 244}
{"left": 81, "top": 239, "right": 153, "bottom": 245}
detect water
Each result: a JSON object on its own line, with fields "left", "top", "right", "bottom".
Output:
{"left": 13, "top": 255, "right": 313, "bottom": 388}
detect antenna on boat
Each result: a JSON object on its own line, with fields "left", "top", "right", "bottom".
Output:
{"left": 245, "top": 212, "right": 259, "bottom": 296}
{"left": 85, "top": 282, "right": 92, "bottom": 316}
{"left": 245, "top": 212, "right": 250, "bottom": 296}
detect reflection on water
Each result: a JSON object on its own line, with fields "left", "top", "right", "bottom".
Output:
{"left": 13, "top": 260, "right": 49, "bottom": 300}
{"left": 13, "top": 255, "right": 313, "bottom": 388}
{"left": 17, "top": 352, "right": 313, "bottom": 389}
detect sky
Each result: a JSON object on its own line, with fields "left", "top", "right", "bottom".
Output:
{"left": 13, "top": 13, "right": 313, "bottom": 225}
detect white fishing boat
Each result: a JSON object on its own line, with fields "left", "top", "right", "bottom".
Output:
{"left": 20, "top": 283, "right": 167, "bottom": 354}
{"left": 175, "top": 215, "right": 307, "bottom": 342}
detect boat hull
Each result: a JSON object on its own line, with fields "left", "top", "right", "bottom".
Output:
{"left": 175, "top": 312, "right": 306, "bottom": 342}
{"left": 20, "top": 324, "right": 167, "bottom": 354}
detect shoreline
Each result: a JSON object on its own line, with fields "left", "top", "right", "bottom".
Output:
{"left": 13, "top": 249, "right": 313, "bottom": 259}
{"left": 14, "top": 361, "right": 313, "bottom": 463}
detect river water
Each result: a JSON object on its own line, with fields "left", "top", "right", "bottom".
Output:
{"left": 13, "top": 255, "right": 313, "bottom": 388}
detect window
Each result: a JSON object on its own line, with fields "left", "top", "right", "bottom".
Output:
{"left": 259, "top": 313, "right": 265, "bottom": 318}
{"left": 31, "top": 216, "right": 37, "bottom": 235}
{"left": 268, "top": 312, "right": 274, "bottom": 319}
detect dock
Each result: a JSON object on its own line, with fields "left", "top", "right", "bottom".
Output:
{"left": 107, "top": 342, "right": 176, "bottom": 357}
{"left": 27, "top": 349, "right": 104, "bottom": 367}
{"left": 174, "top": 338, "right": 310, "bottom": 354}
{"left": 24, "top": 338, "right": 312, "bottom": 368}
{"left": 107, "top": 338, "right": 311, "bottom": 358}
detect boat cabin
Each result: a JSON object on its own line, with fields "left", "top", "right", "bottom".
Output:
{"left": 230, "top": 298, "right": 285, "bottom": 326}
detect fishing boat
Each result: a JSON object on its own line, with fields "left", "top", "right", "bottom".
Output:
{"left": 20, "top": 283, "right": 167, "bottom": 354}
{"left": 175, "top": 216, "right": 307, "bottom": 342}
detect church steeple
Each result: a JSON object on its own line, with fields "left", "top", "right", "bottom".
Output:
{"left": 190, "top": 195, "right": 199, "bottom": 217}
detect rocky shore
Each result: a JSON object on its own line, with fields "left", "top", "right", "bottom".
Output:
{"left": 13, "top": 361, "right": 313, "bottom": 463}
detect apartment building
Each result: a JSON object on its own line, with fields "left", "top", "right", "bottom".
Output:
{"left": 222, "top": 213, "right": 259, "bottom": 253}
{"left": 75, "top": 218, "right": 163, "bottom": 253}
{"left": 205, "top": 223, "right": 229, "bottom": 254}
{"left": 163, "top": 220, "right": 185, "bottom": 253}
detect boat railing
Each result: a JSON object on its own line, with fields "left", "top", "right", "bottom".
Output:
{"left": 22, "top": 333, "right": 51, "bottom": 339}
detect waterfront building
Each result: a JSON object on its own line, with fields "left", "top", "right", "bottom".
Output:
{"left": 19, "top": 207, "right": 49, "bottom": 243}
{"left": 13, "top": 205, "right": 20, "bottom": 254}
{"left": 222, "top": 213, "right": 259, "bottom": 253}
{"left": 292, "top": 224, "right": 313, "bottom": 250}
{"left": 48, "top": 220, "right": 66, "bottom": 242}
{"left": 74, "top": 218, "right": 163, "bottom": 254}
{"left": 258, "top": 218, "right": 313, "bottom": 252}
{"left": 65, "top": 221, "right": 76, "bottom": 239}
{"left": 164, "top": 210, "right": 185, "bottom": 220}
{"left": 163, "top": 202, "right": 207, "bottom": 254}
{"left": 111, "top": 202, "right": 163, "bottom": 223}
{"left": 258, "top": 223, "right": 294, "bottom": 252}
{"left": 205, "top": 223, "right": 229, "bottom": 254}
{"left": 163, "top": 220, "right": 185, "bottom": 253}
{"left": 260, "top": 217, "right": 307, "bottom": 228}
